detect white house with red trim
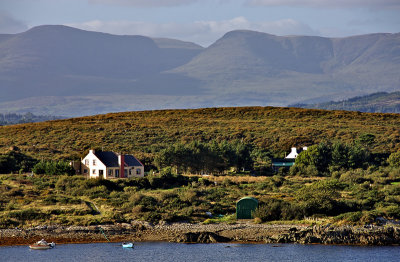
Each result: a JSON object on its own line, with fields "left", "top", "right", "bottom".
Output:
{"left": 80, "top": 149, "right": 144, "bottom": 179}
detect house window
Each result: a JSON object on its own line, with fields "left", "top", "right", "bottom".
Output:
{"left": 129, "top": 169, "right": 132, "bottom": 175}
{"left": 99, "top": 170, "right": 104, "bottom": 177}
{"left": 92, "top": 169, "right": 96, "bottom": 174}
{"left": 83, "top": 169, "right": 88, "bottom": 174}
{"left": 115, "top": 169, "right": 119, "bottom": 178}
{"left": 85, "top": 159, "right": 89, "bottom": 166}
{"left": 108, "top": 169, "right": 113, "bottom": 177}
{"left": 124, "top": 169, "right": 128, "bottom": 176}
{"left": 93, "top": 159, "right": 96, "bottom": 166}
{"left": 136, "top": 169, "right": 141, "bottom": 175}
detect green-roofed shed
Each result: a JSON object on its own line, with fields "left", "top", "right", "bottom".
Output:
{"left": 236, "top": 197, "right": 258, "bottom": 219}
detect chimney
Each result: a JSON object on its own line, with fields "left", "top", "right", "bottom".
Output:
{"left": 89, "top": 149, "right": 95, "bottom": 154}
{"left": 291, "top": 147, "right": 297, "bottom": 154}
{"left": 118, "top": 154, "right": 125, "bottom": 178}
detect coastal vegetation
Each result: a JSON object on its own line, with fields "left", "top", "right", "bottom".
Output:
{"left": 1, "top": 147, "right": 400, "bottom": 228}
{"left": 1, "top": 106, "right": 400, "bottom": 228}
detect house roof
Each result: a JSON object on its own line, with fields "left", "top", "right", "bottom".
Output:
{"left": 94, "top": 151, "right": 119, "bottom": 167}
{"left": 125, "top": 155, "right": 143, "bottom": 167}
{"left": 94, "top": 151, "right": 143, "bottom": 167}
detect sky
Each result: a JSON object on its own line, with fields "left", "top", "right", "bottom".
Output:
{"left": 0, "top": 0, "right": 399, "bottom": 46}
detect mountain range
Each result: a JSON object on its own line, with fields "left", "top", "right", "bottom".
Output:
{"left": 0, "top": 25, "right": 399, "bottom": 116}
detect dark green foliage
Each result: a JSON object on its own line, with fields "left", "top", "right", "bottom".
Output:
{"left": 294, "top": 142, "right": 372, "bottom": 175}
{"left": 296, "top": 180, "right": 343, "bottom": 216}
{"left": 295, "top": 143, "right": 331, "bottom": 173}
{"left": 33, "top": 160, "right": 75, "bottom": 175}
{"left": 0, "top": 151, "right": 37, "bottom": 174}
{"left": 253, "top": 199, "right": 304, "bottom": 221}
{"left": 8, "top": 208, "right": 49, "bottom": 221}
{"left": 154, "top": 140, "right": 256, "bottom": 174}
{"left": 388, "top": 151, "right": 400, "bottom": 168}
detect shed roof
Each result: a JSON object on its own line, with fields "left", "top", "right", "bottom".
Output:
{"left": 237, "top": 197, "right": 258, "bottom": 203}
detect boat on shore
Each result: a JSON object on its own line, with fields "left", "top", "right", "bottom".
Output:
{"left": 122, "top": 242, "right": 134, "bottom": 248}
{"left": 29, "top": 239, "right": 55, "bottom": 250}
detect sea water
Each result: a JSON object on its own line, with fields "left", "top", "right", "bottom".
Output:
{"left": 1, "top": 242, "right": 399, "bottom": 262}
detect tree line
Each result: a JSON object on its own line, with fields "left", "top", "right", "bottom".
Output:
{"left": 154, "top": 140, "right": 272, "bottom": 175}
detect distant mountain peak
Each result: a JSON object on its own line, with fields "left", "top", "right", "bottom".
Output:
{"left": 0, "top": 25, "right": 399, "bottom": 116}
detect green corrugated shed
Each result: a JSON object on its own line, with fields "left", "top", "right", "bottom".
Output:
{"left": 236, "top": 197, "right": 258, "bottom": 219}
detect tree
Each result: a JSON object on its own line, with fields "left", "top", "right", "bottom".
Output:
{"left": 295, "top": 142, "right": 331, "bottom": 173}
{"left": 356, "top": 133, "right": 376, "bottom": 150}
{"left": 331, "top": 142, "right": 350, "bottom": 169}
{"left": 0, "top": 151, "right": 37, "bottom": 173}
{"left": 296, "top": 180, "right": 341, "bottom": 216}
{"left": 388, "top": 151, "right": 400, "bottom": 168}
{"left": 32, "top": 161, "right": 75, "bottom": 175}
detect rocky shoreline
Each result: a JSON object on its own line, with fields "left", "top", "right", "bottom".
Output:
{"left": 1, "top": 221, "right": 400, "bottom": 246}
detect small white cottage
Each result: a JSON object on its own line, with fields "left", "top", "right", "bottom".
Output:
{"left": 80, "top": 149, "right": 144, "bottom": 179}
{"left": 285, "top": 147, "right": 308, "bottom": 159}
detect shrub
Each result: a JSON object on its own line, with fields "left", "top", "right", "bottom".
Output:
{"left": 252, "top": 199, "right": 304, "bottom": 222}
{"left": 388, "top": 151, "right": 400, "bottom": 168}
{"left": 33, "top": 161, "right": 75, "bottom": 175}
{"left": 8, "top": 208, "right": 49, "bottom": 221}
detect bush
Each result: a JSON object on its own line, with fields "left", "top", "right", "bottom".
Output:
{"left": 0, "top": 151, "right": 37, "bottom": 174}
{"left": 296, "top": 180, "right": 342, "bottom": 216}
{"left": 33, "top": 161, "right": 75, "bottom": 175}
{"left": 388, "top": 151, "right": 400, "bottom": 168}
{"left": 334, "top": 211, "right": 363, "bottom": 224}
{"left": 252, "top": 199, "right": 304, "bottom": 222}
{"left": 253, "top": 200, "right": 284, "bottom": 221}
{"left": 8, "top": 208, "right": 49, "bottom": 221}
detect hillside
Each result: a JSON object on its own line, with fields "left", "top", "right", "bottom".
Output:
{"left": 1, "top": 107, "right": 400, "bottom": 229}
{"left": 0, "top": 26, "right": 399, "bottom": 116}
{"left": 291, "top": 92, "right": 400, "bottom": 113}
{"left": 0, "top": 107, "right": 399, "bottom": 161}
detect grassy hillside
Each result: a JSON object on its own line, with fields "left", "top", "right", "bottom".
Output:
{"left": 1, "top": 106, "right": 399, "bottom": 161}
{"left": 2, "top": 106, "right": 400, "bottom": 228}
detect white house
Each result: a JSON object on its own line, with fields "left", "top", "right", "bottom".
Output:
{"left": 80, "top": 149, "right": 144, "bottom": 179}
{"left": 285, "top": 146, "right": 308, "bottom": 159}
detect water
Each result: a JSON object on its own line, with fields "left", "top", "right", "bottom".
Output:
{"left": 1, "top": 242, "right": 399, "bottom": 262}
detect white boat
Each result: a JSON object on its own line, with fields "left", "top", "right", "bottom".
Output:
{"left": 122, "top": 242, "right": 134, "bottom": 248}
{"left": 29, "top": 239, "right": 55, "bottom": 250}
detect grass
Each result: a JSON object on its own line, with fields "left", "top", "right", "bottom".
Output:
{"left": 1, "top": 106, "right": 399, "bottom": 162}
{"left": 203, "top": 214, "right": 236, "bottom": 224}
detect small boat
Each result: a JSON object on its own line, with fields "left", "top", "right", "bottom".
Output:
{"left": 122, "top": 242, "right": 134, "bottom": 248}
{"left": 29, "top": 239, "right": 55, "bottom": 250}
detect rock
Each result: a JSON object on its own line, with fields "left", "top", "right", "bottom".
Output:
{"left": 175, "top": 232, "right": 231, "bottom": 243}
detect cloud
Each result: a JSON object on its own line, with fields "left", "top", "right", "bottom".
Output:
{"left": 68, "top": 17, "right": 319, "bottom": 46}
{"left": 246, "top": 0, "right": 400, "bottom": 9}
{"left": 0, "top": 12, "right": 28, "bottom": 34}
{"left": 87, "top": 0, "right": 200, "bottom": 7}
